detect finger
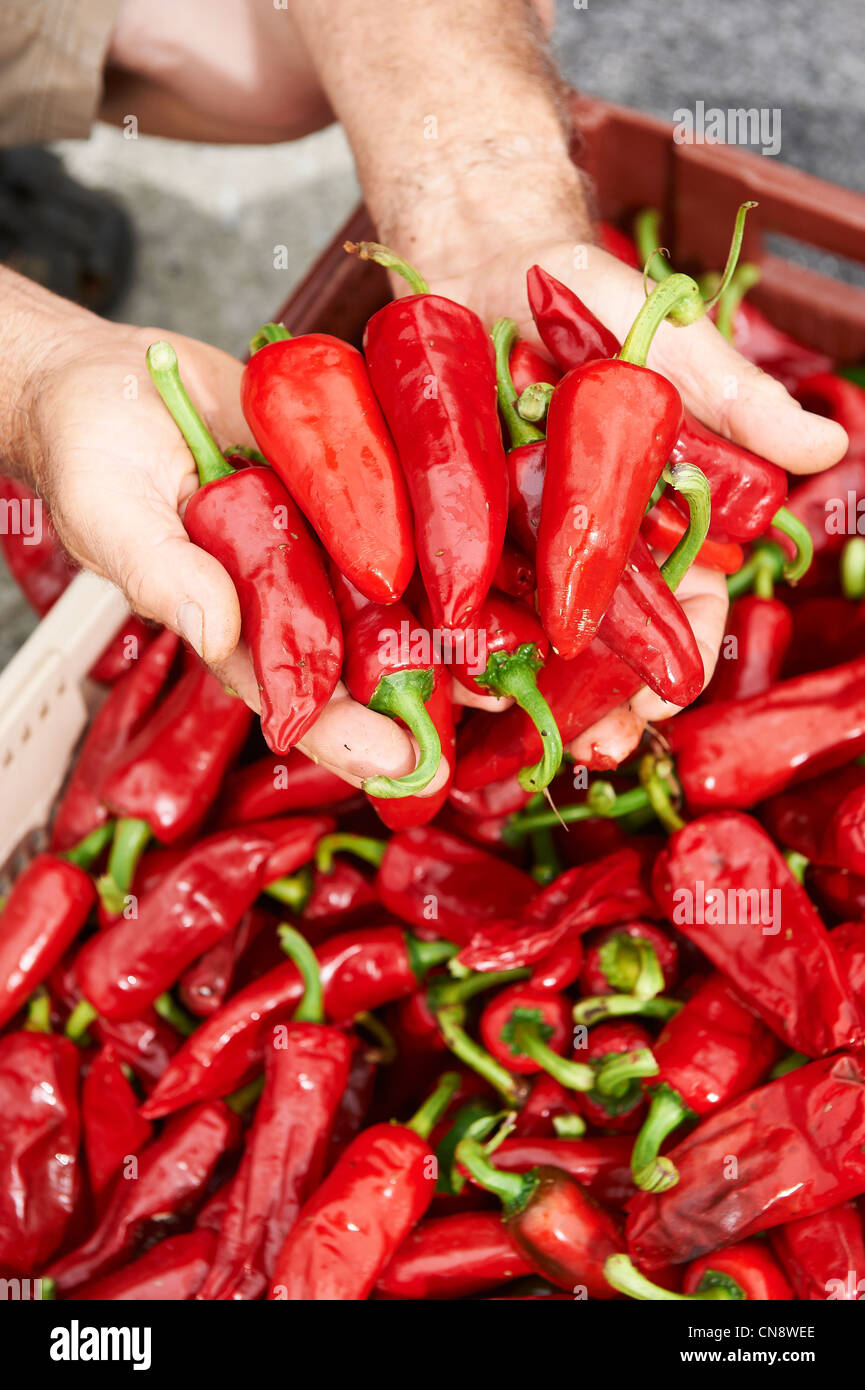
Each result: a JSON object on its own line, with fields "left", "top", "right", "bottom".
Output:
{"left": 298, "top": 683, "right": 418, "bottom": 789}
{"left": 451, "top": 678, "right": 512, "bottom": 713}
{"left": 210, "top": 640, "right": 260, "bottom": 712}
{"left": 566, "top": 247, "right": 848, "bottom": 474}
{"left": 630, "top": 565, "right": 729, "bottom": 723}
{"left": 567, "top": 703, "right": 645, "bottom": 772}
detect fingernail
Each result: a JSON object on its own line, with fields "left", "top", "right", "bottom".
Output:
{"left": 176, "top": 600, "right": 204, "bottom": 658}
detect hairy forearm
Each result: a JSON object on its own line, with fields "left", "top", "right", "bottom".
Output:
{"left": 286, "top": 0, "right": 590, "bottom": 263}
{"left": 0, "top": 270, "right": 83, "bottom": 484}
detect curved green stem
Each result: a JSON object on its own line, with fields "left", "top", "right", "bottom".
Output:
{"left": 39, "top": 1278, "right": 56, "bottom": 1301}
{"left": 65, "top": 998, "right": 98, "bottom": 1042}
{"left": 278, "top": 924, "right": 324, "bottom": 1023}
{"left": 97, "top": 817, "right": 153, "bottom": 916}
{"left": 573, "top": 994, "right": 683, "bottom": 1027}
{"left": 455, "top": 1136, "right": 537, "bottom": 1214}
{"left": 512, "top": 1021, "right": 595, "bottom": 1091}
{"left": 726, "top": 541, "right": 785, "bottom": 600}
{"left": 631, "top": 1084, "right": 691, "bottom": 1192}
{"left": 491, "top": 318, "right": 545, "bottom": 450}
{"left": 633, "top": 208, "right": 673, "bottom": 282}
{"left": 841, "top": 536, "right": 865, "bottom": 600}
{"left": 153, "top": 992, "right": 197, "bottom": 1037}
{"left": 771, "top": 506, "right": 813, "bottom": 584}
{"left": 25, "top": 988, "right": 52, "bottom": 1034}
{"left": 770, "top": 1050, "right": 809, "bottom": 1080}
{"left": 314, "top": 832, "right": 386, "bottom": 874}
{"left": 406, "top": 1070, "right": 461, "bottom": 1139}
{"left": 363, "top": 669, "right": 442, "bottom": 798}
{"left": 660, "top": 462, "right": 712, "bottom": 592}
{"left": 784, "top": 849, "right": 810, "bottom": 886}
{"left": 598, "top": 936, "right": 665, "bottom": 1000}
{"left": 437, "top": 1005, "right": 527, "bottom": 1106}
{"left": 479, "top": 647, "right": 562, "bottom": 793}
{"left": 249, "top": 323, "right": 292, "bottom": 354}
{"left": 227, "top": 444, "right": 268, "bottom": 465}
{"left": 644, "top": 474, "right": 667, "bottom": 515}
{"left": 604, "top": 1254, "right": 741, "bottom": 1301}
{"left": 504, "top": 783, "right": 651, "bottom": 841}
{"left": 553, "top": 1112, "right": 587, "bottom": 1138}
{"left": 61, "top": 821, "right": 115, "bottom": 871}
{"left": 428, "top": 967, "right": 531, "bottom": 1011}
{"left": 405, "top": 934, "right": 459, "bottom": 981}
{"left": 265, "top": 866, "right": 312, "bottom": 911}
{"left": 516, "top": 382, "right": 555, "bottom": 423}
{"left": 593, "top": 1047, "right": 658, "bottom": 1097}
{"left": 702, "top": 203, "right": 758, "bottom": 310}
{"left": 715, "top": 262, "right": 761, "bottom": 341}
{"left": 435, "top": 1098, "right": 500, "bottom": 1194}
{"left": 146, "top": 342, "right": 234, "bottom": 486}
{"left": 227, "top": 1075, "right": 265, "bottom": 1114}
{"left": 354, "top": 1010, "right": 398, "bottom": 1064}
{"left": 344, "top": 240, "right": 430, "bottom": 295}
{"left": 639, "top": 755, "right": 685, "bottom": 834}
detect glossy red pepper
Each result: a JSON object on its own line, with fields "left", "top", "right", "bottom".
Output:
{"left": 375, "top": 1212, "right": 532, "bottom": 1300}
{"left": 479, "top": 985, "right": 574, "bottom": 1079}
{"left": 527, "top": 263, "right": 789, "bottom": 544}
{"left": 832, "top": 921, "right": 865, "bottom": 1005}
{"left": 0, "top": 1032, "right": 81, "bottom": 1275}
{"left": 731, "top": 302, "right": 833, "bottom": 392}
{"left": 350, "top": 243, "right": 508, "bottom": 628}
{"left": 47, "top": 1100, "right": 239, "bottom": 1292}
{"left": 342, "top": 598, "right": 442, "bottom": 797}
{"left": 669, "top": 657, "right": 865, "bottom": 811}
{"left": 71, "top": 1231, "right": 216, "bottom": 1301}
{"left": 492, "top": 541, "right": 536, "bottom": 602}
{"left": 456, "top": 1137, "right": 624, "bottom": 1298}
{"left": 491, "top": 1135, "right": 637, "bottom": 1209}
{"left": 0, "top": 853, "right": 94, "bottom": 1032}
{"left": 508, "top": 338, "right": 562, "bottom": 396}
{"left": 140, "top": 926, "right": 455, "bottom": 1118}
{"left": 369, "top": 666, "right": 456, "bottom": 830}
{"left": 511, "top": 1073, "right": 585, "bottom": 1138}
{"left": 530, "top": 937, "right": 585, "bottom": 993}
{"left": 324, "top": 1048, "right": 379, "bottom": 1173}
{"left": 178, "top": 903, "right": 274, "bottom": 1017}
{"left": 811, "top": 865, "right": 865, "bottom": 923}
{"left": 268, "top": 1073, "right": 457, "bottom": 1300}
{"left": 82, "top": 1046, "right": 151, "bottom": 1199}
{"left": 599, "top": 221, "right": 641, "bottom": 267}
{"left": 608, "top": 1239, "right": 793, "bottom": 1301}
{"left": 213, "top": 752, "right": 355, "bottom": 828}
{"left": 626, "top": 1051, "right": 865, "bottom": 1269}
{"left": 624, "top": 974, "right": 779, "bottom": 1191}
{"left": 641, "top": 494, "right": 744, "bottom": 573}
{"left": 51, "top": 958, "right": 182, "bottom": 1090}
{"left": 761, "top": 764, "right": 865, "bottom": 866}
{"left": 101, "top": 659, "right": 252, "bottom": 844}
{"left": 704, "top": 594, "right": 793, "bottom": 703}
{"left": 773, "top": 454, "right": 865, "bottom": 578}
{"left": 75, "top": 816, "right": 332, "bottom": 1021}
{"left": 148, "top": 342, "right": 343, "bottom": 751}
{"left": 652, "top": 812, "right": 865, "bottom": 1057}
{"left": 796, "top": 371, "right": 865, "bottom": 445}
{"left": 198, "top": 930, "right": 356, "bottom": 1299}
{"left": 784, "top": 596, "right": 865, "bottom": 677}
{"left": 574, "top": 1021, "right": 657, "bottom": 1133}
{"left": 580, "top": 922, "right": 678, "bottom": 999}
{"left": 770, "top": 1202, "right": 865, "bottom": 1301}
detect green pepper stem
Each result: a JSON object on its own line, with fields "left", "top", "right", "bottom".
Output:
{"left": 771, "top": 506, "right": 813, "bottom": 584}
{"left": 249, "top": 323, "right": 292, "bottom": 354}
{"left": 363, "top": 669, "right": 442, "bottom": 798}
{"left": 702, "top": 204, "right": 758, "bottom": 311}
{"left": 598, "top": 936, "right": 665, "bottom": 1000}
{"left": 97, "top": 817, "right": 153, "bottom": 916}
{"left": 504, "top": 783, "right": 651, "bottom": 840}
{"left": 573, "top": 994, "right": 683, "bottom": 1027}
{"left": 344, "top": 241, "right": 430, "bottom": 296}
{"left": 770, "top": 1050, "right": 809, "bottom": 1080}
{"left": 631, "top": 1084, "right": 690, "bottom": 1192}
{"left": 491, "top": 318, "right": 546, "bottom": 450}
{"left": 437, "top": 1005, "right": 527, "bottom": 1105}
{"left": 715, "top": 262, "right": 761, "bottom": 341}
{"left": 480, "top": 647, "right": 562, "bottom": 793}
{"left": 553, "top": 1111, "right": 587, "bottom": 1138}
{"left": 354, "top": 1010, "right": 398, "bottom": 1064}
{"left": 841, "top": 536, "right": 865, "bottom": 600}
{"left": 406, "top": 1070, "right": 461, "bottom": 1139}
{"left": 406, "top": 935, "right": 459, "bottom": 981}
{"left": 516, "top": 382, "right": 555, "bottom": 423}
{"left": 39, "top": 1277, "right": 56, "bottom": 1301}
{"left": 604, "top": 1254, "right": 739, "bottom": 1301}
{"left": 428, "top": 967, "right": 531, "bottom": 1010}
{"left": 644, "top": 474, "right": 667, "bottom": 515}
{"left": 25, "top": 988, "right": 52, "bottom": 1034}
{"left": 659, "top": 462, "right": 712, "bottom": 593}
{"left": 264, "top": 866, "right": 312, "bottom": 911}
{"left": 512, "top": 1021, "right": 595, "bottom": 1091}
{"left": 593, "top": 1047, "right": 659, "bottom": 1097}
{"left": 65, "top": 998, "right": 98, "bottom": 1042}
{"left": 226, "top": 1075, "right": 265, "bottom": 1114}
{"left": 435, "top": 1098, "right": 500, "bottom": 1194}
{"left": 784, "top": 849, "right": 810, "bottom": 886}
{"left": 639, "top": 755, "right": 685, "bottom": 834}
{"left": 633, "top": 209, "right": 673, "bottom": 282}
{"left": 725, "top": 542, "right": 785, "bottom": 600}
{"left": 153, "top": 992, "right": 197, "bottom": 1037}
{"left": 278, "top": 924, "right": 324, "bottom": 1023}
{"left": 61, "top": 821, "right": 115, "bottom": 871}
{"left": 146, "top": 342, "right": 234, "bottom": 486}
{"left": 315, "top": 832, "right": 386, "bottom": 874}
{"left": 455, "top": 1136, "right": 535, "bottom": 1211}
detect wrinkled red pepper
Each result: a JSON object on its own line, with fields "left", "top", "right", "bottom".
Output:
{"left": 375, "top": 1212, "right": 532, "bottom": 1300}
{"left": 213, "top": 752, "right": 355, "bottom": 829}
{"left": 82, "top": 1046, "right": 152, "bottom": 1200}
{"left": 770, "top": 1202, "right": 865, "bottom": 1301}
{"left": 71, "top": 1230, "right": 216, "bottom": 1301}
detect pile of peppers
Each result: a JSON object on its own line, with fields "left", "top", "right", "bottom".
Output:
{"left": 5, "top": 200, "right": 865, "bottom": 1304}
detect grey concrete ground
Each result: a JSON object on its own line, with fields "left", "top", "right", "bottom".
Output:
{"left": 2, "top": 0, "right": 864, "bottom": 666}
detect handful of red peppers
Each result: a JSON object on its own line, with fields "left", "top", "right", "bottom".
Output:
{"left": 5, "top": 202, "right": 865, "bottom": 1304}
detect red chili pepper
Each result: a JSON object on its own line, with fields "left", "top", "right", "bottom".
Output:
{"left": 213, "top": 752, "right": 355, "bottom": 828}
{"left": 784, "top": 596, "right": 865, "bottom": 678}
{"left": 626, "top": 1051, "right": 865, "bottom": 1269}
{"left": 491, "top": 1134, "right": 637, "bottom": 1209}
{"left": 770, "top": 1202, "right": 865, "bottom": 1301}
{"left": 773, "top": 454, "right": 865, "bottom": 576}
{"left": 831, "top": 921, "right": 865, "bottom": 1004}
{"left": 82, "top": 1046, "right": 151, "bottom": 1201}
{"left": 479, "top": 985, "right": 575, "bottom": 1079}
{"left": 732, "top": 302, "right": 833, "bottom": 392}
{"left": 341, "top": 598, "right": 442, "bottom": 797}
{"left": 456, "top": 1136, "right": 624, "bottom": 1297}
{"left": 375, "top": 1212, "right": 532, "bottom": 1300}
{"left": 198, "top": 929, "right": 356, "bottom": 1299}
{"left": 580, "top": 922, "right": 678, "bottom": 999}
{"left": 652, "top": 812, "right": 865, "bottom": 1057}
{"left": 512, "top": 1073, "right": 585, "bottom": 1139}
{"left": 530, "top": 937, "right": 585, "bottom": 993}
{"left": 240, "top": 327, "right": 414, "bottom": 603}
{"left": 50, "top": 630, "right": 180, "bottom": 852}
{"left": 268, "top": 1072, "right": 458, "bottom": 1300}
{"left": 599, "top": 221, "right": 641, "bottom": 267}
{"left": 669, "top": 656, "right": 865, "bottom": 811}
{"left": 811, "top": 865, "right": 865, "bottom": 922}
{"left": 52, "top": 958, "right": 182, "bottom": 1089}
{"left": 574, "top": 1021, "right": 657, "bottom": 1133}
{"left": 0, "top": 1032, "right": 81, "bottom": 1275}
{"left": 46, "top": 1100, "right": 239, "bottom": 1292}
{"left": 703, "top": 594, "right": 793, "bottom": 703}
{"left": 0, "top": 848, "right": 98, "bottom": 1031}
{"left": 508, "top": 338, "right": 562, "bottom": 396}
{"left": 101, "top": 659, "right": 252, "bottom": 844}
{"left": 527, "top": 263, "right": 789, "bottom": 545}
{"left": 641, "top": 495, "right": 744, "bottom": 574}
{"left": 762, "top": 764, "right": 865, "bottom": 866}
{"left": 607, "top": 1239, "right": 793, "bottom": 1301}
{"left": 619, "top": 975, "right": 779, "bottom": 1191}
{"left": 148, "top": 342, "right": 343, "bottom": 751}
{"left": 348, "top": 243, "right": 508, "bottom": 628}
{"left": 492, "top": 541, "right": 536, "bottom": 602}
{"left": 324, "top": 1048, "right": 379, "bottom": 1172}
{"left": 140, "top": 927, "right": 456, "bottom": 1118}
{"left": 368, "top": 667, "right": 456, "bottom": 829}
{"left": 74, "top": 816, "right": 332, "bottom": 1021}
{"left": 71, "top": 1230, "right": 216, "bottom": 1301}
{"left": 178, "top": 903, "right": 274, "bottom": 1017}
